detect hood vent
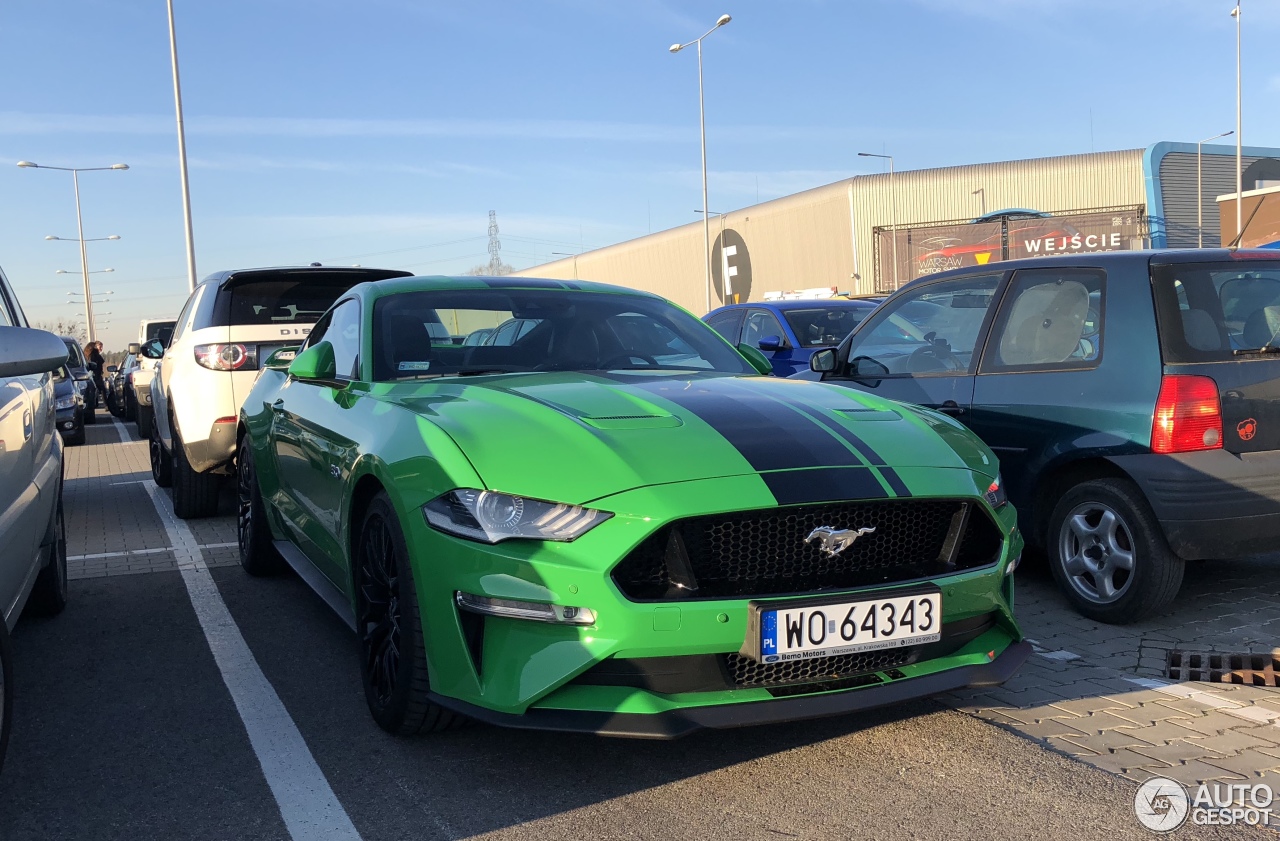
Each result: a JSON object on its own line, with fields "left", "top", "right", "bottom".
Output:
{"left": 581, "top": 414, "right": 683, "bottom": 430}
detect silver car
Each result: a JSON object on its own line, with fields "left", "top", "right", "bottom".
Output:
{"left": 0, "top": 267, "right": 71, "bottom": 776}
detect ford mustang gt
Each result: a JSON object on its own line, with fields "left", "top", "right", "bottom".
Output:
{"left": 237, "top": 275, "right": 1029, "bottom": 738}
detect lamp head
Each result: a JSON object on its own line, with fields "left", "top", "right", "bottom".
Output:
{"left": 669, "top": 43, "right": 683, "bottom": 52}
{"left": 102, "top": 269, "right": 114, "bottom": 273}
{"left": 716, "top": 14, "right": 731, "bottom": 26}
{"left": 16, "top": 161, "right": 36, "bottom": 168}
{"left": 106, "top": 235, "right": 120, "bottom": 240}
{"left": 45, "top": 235, "right": 58, "bottom": 241}
{"left": 110, "top": 163, "right": 129, "bottom": 170}
{"left": 1231, "top": 5, "right": 1239, "bottom": 17}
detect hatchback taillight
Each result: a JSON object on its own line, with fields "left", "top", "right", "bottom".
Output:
{"left": 1151, "top": 375, "right": 1222, "bottom": 454}
{"left": 195, "top": 343, "right": 252, "bottom": 371}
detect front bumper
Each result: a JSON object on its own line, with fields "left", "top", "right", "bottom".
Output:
{"left": 1111, "top": 450, "right": 1280, "bottom": 560}
{"left": 401, "top": 468, "right": 1024, "bottom": 729}
{"left": 429, "top": 638, "right": 1031, "bottom": 739}
{"left": 56, "top": 407, "right": 83, "bottom": 435}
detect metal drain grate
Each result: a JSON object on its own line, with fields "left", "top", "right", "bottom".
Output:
{"left": 1166, "top": 650, "right": 1280, "bottom": 686}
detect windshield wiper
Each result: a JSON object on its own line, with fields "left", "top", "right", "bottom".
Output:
{"left": 455, "top": 369, "right": 515, "bottom": 377}
{"left": 1233, "top": 344, "right": 1280, "bottom": 356}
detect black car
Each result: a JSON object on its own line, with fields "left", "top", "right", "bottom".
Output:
{"left": 52, "top": 365, "right": 85, "bottom": 445}
{"left": 58, "top": 337, "right": 97, "bottom": 424}
{"left": 801, "top": 249, "right": 1280, "bottom": 624}
{"left": 106, "top": 355, "right": 138, "bottom": 418}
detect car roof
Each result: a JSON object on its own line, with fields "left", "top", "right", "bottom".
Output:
{"left": 892, "top": 248, "right": 1280, "bottom": 293}
{"left": 710, "top": 298, "right": 878, "bottom": 312}
{"left": 350, "top": 275, "right": 665, "bottom": 301}
{"left": 199, "top": 265, "right": 415, "bottom": 289}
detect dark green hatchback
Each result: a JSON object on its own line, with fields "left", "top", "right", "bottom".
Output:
{"left": 800, "top": 249, "right": 1280, "bottom": 624}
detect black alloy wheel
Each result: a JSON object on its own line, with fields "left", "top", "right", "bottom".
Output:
{"left": 150, "top": 417, "right": 172, "bottom": 488}
{"left": 236, "top": 438, "right": 282, "bottom": 575}
{"left": 355, "top": 493, "right": 459, "bottom": 735}
{"left": 28, "top": 496, "right": 68, "bottom": 616}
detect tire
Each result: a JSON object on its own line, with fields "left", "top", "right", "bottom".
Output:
{"left": 0, "top": 620, "right": 12, "bottom": 778}
{"left": 136, "top": 404, "right": 153, "bottom": 439}
{"left": 65, "top": 426, "right": 85, "bottom": 447}
{"left": 150, "top": 416, "right": 172, "bottom": 488}
{"left": 237, "top": 438, "right": 284, "bottom": 575}
{"left": 356, "top": 493, "right": 462, "bottom": 735}
{"left": 171, "top": 426, "right": 220, "bottom": 519}
{"left": 124, "top": 388, "right": 137, "bottom": 421}
{"left": 27, "top": 495, "right": 68, "bottom": 617}
{"left": 1048, "top": 478, "right": 1184, "bottom": 624}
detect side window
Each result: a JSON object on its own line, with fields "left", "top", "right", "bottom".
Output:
{"left": 0, "top": 274, "right": 22, "bottom": 327}
{"left": 325, "top": 299, "right": 362, "bottom": 380}
{"left": 170, "top": 288, "right": 201, "bottom": 346}
{"left": 303, "top": 310, "right": 334, "bottom": 350}
{"left": 844, "top": 274, "right": 1001, "bottom": 376}
{"left": 982, "top": 269, "right": 1104, "bottom": 372}
{"left": 705, "top": 309, "right": 745, "bottom": 344}
{"left": 741, "top": 309, "right": 786, "bottom": 348}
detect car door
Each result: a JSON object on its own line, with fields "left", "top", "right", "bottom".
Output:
{"left": 826, "top": 272, "right": 1006, "bottom": 419}
{"left": 0, "top": 288, "right": 40, "bottom": 628}
{"left": 269, "top": 299, "right": 363, "bottom": 584}
{"left": 969, "top": 267, "right": 1109, "bottom": 509}
{"left": 741, "top": 308, "right": 794, "bottom": 376}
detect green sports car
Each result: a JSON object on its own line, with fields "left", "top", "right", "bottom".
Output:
{"left": 237, "top": 275, "right": 1030, "bottom": 738}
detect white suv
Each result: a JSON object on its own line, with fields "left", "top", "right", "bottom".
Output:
{"left": 143, "top": 265, "right": 410, "bottom": 518}
{"left": 129, "top": 318, "right": 175, "bottom": 438}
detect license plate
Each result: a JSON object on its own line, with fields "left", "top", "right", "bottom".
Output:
{"left": 759, "top": 592, "right": 941, "bottom": 662}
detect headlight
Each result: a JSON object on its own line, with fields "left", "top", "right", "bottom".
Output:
{"left": 985, "top": 474, "right": 1008, "bottom": 508}
{"left": 424, "top": 490, "right": 612, "bottom": 543}
{"left": 55, "top": 395, "right": 78, "bottom": 410}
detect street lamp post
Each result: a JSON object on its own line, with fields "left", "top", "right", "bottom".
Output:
{"left": 1232, "top": 1, "right": 1243, "bottom": 240}
{"left": 670, "top": 13, "right": 731, "bottom": 314}
{"left": 859, "top": 152, "right": 898, "bottom": 290}
{"left": 167, "top": 0, "right": 198, "bottom": 292}
{"left": 1198, "top": 130, "right": 1234, "bottom": 248}
{"left": 18, "top": 161, "right": 127, "bottom": 345}
{"left": 551, "top": 252, "right": 580, "bottom": 281}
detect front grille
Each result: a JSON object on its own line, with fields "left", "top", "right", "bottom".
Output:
{"left": 611, "top": 499, "right": 1003, "bottom": 600}
{"left": 723, "top": 648, "right": 917, "bottom": 688}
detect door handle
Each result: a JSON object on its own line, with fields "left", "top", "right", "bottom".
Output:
{"left": 23, "top": 409, "right": 33, "bottom": 441}
{"left": 938, "top": 400, "right": 966, "bottom": 417}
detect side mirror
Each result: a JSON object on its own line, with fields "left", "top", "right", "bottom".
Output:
{"left": 288, "top": 341, "right": 338, "bottom": 382}
{"left": 757, "top": 334, "right": 784, "bottom": 352}
{"left": 107, "top": 365, "right": 118, "bottom": 373}
{"left": 127, "top": 342, "right": 141, "bottom": 355}
{"left": 851, "top": 355, "right": 890, "bottom": 380}
{"left": 809, "top": 348, "right": 839, "bottom": 374}
{"left": 0, "top": 327, "right": 70, "bottom": 378}
{"left": 735, "top": 342, "right": 774, "bottom": 376}
{"left": 263, "top": 346, "right": 300, "bottom": 370}
{"left": 139, "top": 339, "right": 165, "bottom": 360}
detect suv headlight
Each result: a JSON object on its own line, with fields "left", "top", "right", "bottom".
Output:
{"left": 55, "top": 395, "right": 78, "bottom": 410}
{"left": 424, "top": 490, "right": 611, "bottom": 543}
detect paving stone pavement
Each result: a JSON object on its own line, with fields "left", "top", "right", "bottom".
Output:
{"left": 64, "top": 408, "right": 1280, "bottom": 797}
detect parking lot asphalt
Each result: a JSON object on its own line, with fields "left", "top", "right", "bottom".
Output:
{"left": 0, "top": 410, "right": 1275, "bottom": 840}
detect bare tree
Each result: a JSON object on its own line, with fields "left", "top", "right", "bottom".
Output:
{"left": 462, "top": 262, "right": 514, "bottom": 277}
{"left": 33, "top": 318, "right": 86, "bottom": 345}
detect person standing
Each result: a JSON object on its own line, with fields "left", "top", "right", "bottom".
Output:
{"left": 86, "top": 341, "right": 106, "bottom": 408}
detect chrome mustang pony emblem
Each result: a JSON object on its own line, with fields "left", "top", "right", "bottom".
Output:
{"left": 805, "top": 525, "right": 876, "bottom": 557}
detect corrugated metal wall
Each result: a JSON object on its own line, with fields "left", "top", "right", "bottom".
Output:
{"left": 517, "top": 149, "right": 1146, "bottom": 313}
{"left": 1159, "top": 150, "right": 1269, "bottom": 248}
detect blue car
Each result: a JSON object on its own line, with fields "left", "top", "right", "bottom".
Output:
{"left": 704, "top": 298, "right": 880, "bottom": 376}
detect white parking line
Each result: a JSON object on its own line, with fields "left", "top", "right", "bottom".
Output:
{"left": 69, "top": 542, "right": 238, "bottom": 561}
{"left": 138, "top": 462, "right": 362, "bottom": 840}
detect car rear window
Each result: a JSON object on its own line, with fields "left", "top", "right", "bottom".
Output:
{"left": 782, "top": 306, "right": 872, "bottom": 348}
{"left": 220, "top": 278, "right": 362, "bottom": 327}
{"left": 1152, "top": 261, "right": 1280, "bottom": 362}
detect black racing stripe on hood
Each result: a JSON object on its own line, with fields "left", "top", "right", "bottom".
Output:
{"left": 787, "top": 405, "right": 912, "bottom": 498}
{"left": 763, "top": 468, "right": 887, "bottom": 505}
{"left": 632, "top": 381, "right": 862, "bottom": 471}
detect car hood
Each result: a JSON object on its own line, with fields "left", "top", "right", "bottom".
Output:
{"left": 381, "top": 372, "right": 997, "bottom": 505}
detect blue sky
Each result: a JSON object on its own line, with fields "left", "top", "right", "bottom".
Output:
{"left": 2, "top": 0, "right": 1277, "bottom": 348}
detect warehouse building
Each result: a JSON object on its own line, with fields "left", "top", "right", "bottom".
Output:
{"left": 517, "top": 141, "right": 1280, "bottom": 315}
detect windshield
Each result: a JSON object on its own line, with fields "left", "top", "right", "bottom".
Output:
{"left": 1152, "top": 261, "right": 1280, "bottom": 362}
{"left": 371, "top": 289, "right": 756, "bottom": 381}
{"left": 782, "top": 306, "right": 873, "bottom": 348}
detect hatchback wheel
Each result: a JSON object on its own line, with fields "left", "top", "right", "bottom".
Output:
{"left": 171, "top": 424, "right": 220, "bottom": 519}
{"left": 150, "top": 418, "right": 172, "bottom": 488}
{"left": 27, "top": 495, "right": 68, "bottom": 617}
{"left": 237, "top": 438, "right": 283, "bottom": 575}
{"left": 356, "top": 492, "right": 461, "bottom": 735}
{"left": 1048, "top": 478, "right": 1183, "bottom": 624}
